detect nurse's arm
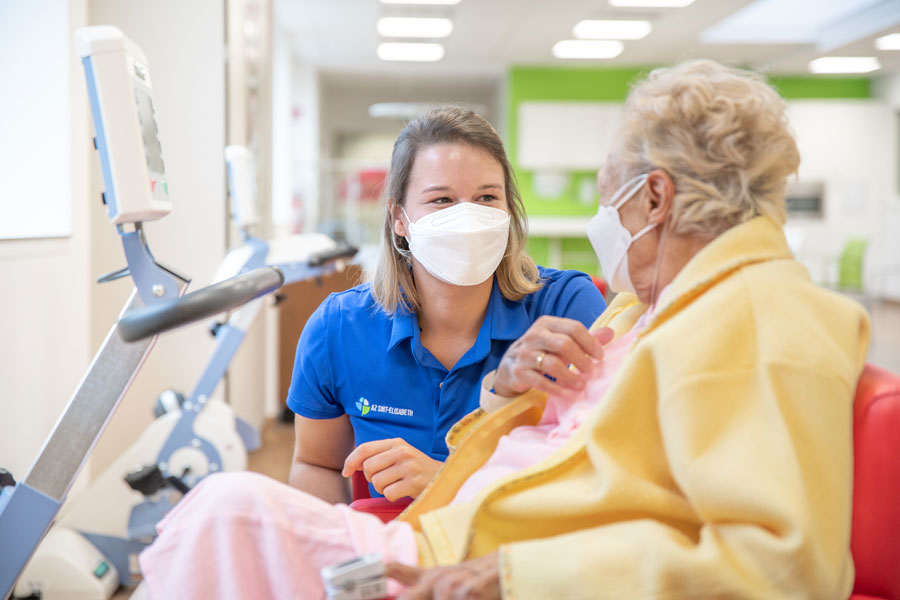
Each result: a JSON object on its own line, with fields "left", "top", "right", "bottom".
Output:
{"left": 289, "top": 414, "right": 355, "bottom": 504}
{"left": 342, "top": 438, "right": 442, "bottom": 501}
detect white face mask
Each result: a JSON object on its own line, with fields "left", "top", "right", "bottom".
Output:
{"left": 586, "top": 173, "right": 657, "bottom": 294}
{"left": 401, "top": 202, "right": 510, "bottom": 286}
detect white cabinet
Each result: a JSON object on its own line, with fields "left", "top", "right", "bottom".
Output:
{"left": 517, "top": 102, "right": 623, "bottom": 170}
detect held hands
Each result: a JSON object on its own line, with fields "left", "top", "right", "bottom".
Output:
{"left": 342, "top": 438, "right": 441, "bottom": 501}
{"left": 386, "top": 553, "right": 501, "bottom": 600}
{"left": 493, "top": 316, "right": 615, "bottom": 398}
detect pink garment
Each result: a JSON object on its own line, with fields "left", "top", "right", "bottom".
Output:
{"left": 452, "top": 311, "right": 651, "bottom": 505}
{"left": 139, "top": 471, "right": 418, "bottom": 600}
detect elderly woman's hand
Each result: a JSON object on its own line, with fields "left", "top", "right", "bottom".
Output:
{"left": 492, "top": 316, "right": 614, "bottom": 398}
{"left": 387, "top": 553, "right": 500, "bottom": 600}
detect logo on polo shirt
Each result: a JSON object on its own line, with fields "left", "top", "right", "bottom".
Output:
{"left": 355, "top": 396, "right": 414, "bottom": 418}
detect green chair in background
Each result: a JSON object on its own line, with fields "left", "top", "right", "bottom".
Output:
{"left": 838, "top": 238, "right": 869, "bottom": 294}
{"left": 833, "top": 237, "right": 874, "bottom": 320}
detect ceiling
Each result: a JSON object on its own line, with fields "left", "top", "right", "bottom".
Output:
{"left": 275, "top": 0, "right": 900, "bottom": 80}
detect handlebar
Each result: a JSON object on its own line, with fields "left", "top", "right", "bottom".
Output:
{"left": 118, "top": 267, "right": 285, "bottom": 342}
{"left": 307, "top": 243, "right": 358, "bottom": 267}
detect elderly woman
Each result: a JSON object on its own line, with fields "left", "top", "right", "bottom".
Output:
{"left": 139, "top": 60, "right": 868, "bottom": 599}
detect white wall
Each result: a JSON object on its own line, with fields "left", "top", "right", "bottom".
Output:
{"left": 873, "top": 74, "right": 900, "bottom": 300}
{"left": 0, "top": 0, "right": 92, "bottom": 479}
{"left": 0, "top": 3, "right": 73, "bottom": 240}
{"left": 785, "top": 100, "right": 897, "bottom": 299}
{"left": 226, "top": 0, "right": 280, "bottom": 426}
{"left": 86, "top": 0, "right": 227, "bottom": 475}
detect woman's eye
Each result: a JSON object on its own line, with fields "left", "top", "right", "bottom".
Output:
{"left": 430, "top": 197, "right": 452, "bottom": 205}
{"left": 478, "top": 195, "right": 498, "bottom": 202}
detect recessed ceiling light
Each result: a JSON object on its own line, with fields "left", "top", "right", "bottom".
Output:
{"left": 377, "top": 42, "right": 445, "bottom": 62}
{"left": 369, "top": 102, "right": 488, "bottom": 119}
{"left": 552, "top": 40, "right": 624, "bottom": 59}
{"left": 876, "top": 33, "right": 900, "bottom": 51}
{"left": 377, "top": 17, "right": 453, "bottom": 38}
{"left": 574, "top": 19, "right": 652, "bottom": 40}
{"left": 808, "top": 56, "right": 881, "bottom": 73}
{"left": 608, "top": 0, "right": 694, "bottom": 7}
{"left": 380, "top": 0, "right": 461, "bottom": 4}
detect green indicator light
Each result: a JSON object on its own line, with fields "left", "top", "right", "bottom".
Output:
{"left": 162, "top": 181, "right": 168, "bottom": 195}
{"left": 93, "top": 561, "right": 110, "bottom": 578}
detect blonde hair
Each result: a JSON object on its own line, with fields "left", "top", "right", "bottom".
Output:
{"left": 614, "top": 60, "right": 800, "bottom": 236}
{"left": 371, "top": 106, "right": 540, "bottom": 314}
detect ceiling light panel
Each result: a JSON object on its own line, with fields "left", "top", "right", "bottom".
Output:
{"left": 808, "top": 56, "right": 881, "bottom": 73}
{"left": 700, "top": 0, "right": 882, "bottom": 45}
{"left": 608, "top": 0, "right": 694, "bottom": 7}
{"left": 875, "top": 33, "right": 900, "bottom": 50}
{"left": 377, "top": 17, "right": 453, "bottom": 38}
{"left": 380, "top": 0, "right": 460, "bottom": 4}
{"left": 574, "top": 19, "right": 652, "bottom": 40}
{"left": 552, "top": 40, "right": 624, "bottom": 59}
{"left": 377, "top": 42, "right": 445, "bottom": 62}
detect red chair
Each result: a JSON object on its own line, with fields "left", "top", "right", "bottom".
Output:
{"left": 850, "top": 363, "right": 900, "bottom": 600}
{"left": 349, "top": 364, "right": 900, "bottom": 598}
{"left": 348, "top": 470, "right": 411, "bottom": 523}
{"left": 590, "top": 275, "right": 608, "bottom": 298}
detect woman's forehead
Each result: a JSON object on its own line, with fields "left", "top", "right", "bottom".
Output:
{"left": 410, "top": 143, "right": 504, "bottom": 184}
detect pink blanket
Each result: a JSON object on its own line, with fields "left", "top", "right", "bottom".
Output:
{"left": 139, "top": 472, "right": 417, "bottom": 599}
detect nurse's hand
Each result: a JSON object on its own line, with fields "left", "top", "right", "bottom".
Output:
{"left": 386, "top": 553, "right": 500, "bottom": 600}
{"left": 342, "top": 438, "right": 441, "bottom": 501}
{"left": 493, "top": 316, "right": 614, "bottom": 398}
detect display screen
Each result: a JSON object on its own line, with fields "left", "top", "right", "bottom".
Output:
{"left": 133, "top": 86, "right": 165, "bottom": 175}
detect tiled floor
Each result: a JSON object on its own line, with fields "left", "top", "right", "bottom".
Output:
{"left": 246, "top": 416, "right": 295, "bottom": 485}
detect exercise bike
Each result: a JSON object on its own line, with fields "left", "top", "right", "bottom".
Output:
{"left": 1, "top": 26, "right": 352, "bottom": 600}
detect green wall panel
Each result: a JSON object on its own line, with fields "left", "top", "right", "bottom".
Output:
{"left": 769, "top": 76, "right": 871, "bottom": 99}
{"left": 526, "top": 235, "right": 550, "bottom": 267}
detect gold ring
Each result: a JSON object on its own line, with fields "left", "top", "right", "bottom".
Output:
{"left": 535, "top": 351, "right": 547, "bottom": 373}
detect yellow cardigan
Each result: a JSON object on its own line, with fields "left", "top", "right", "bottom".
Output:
{"left": 399, "top": 216, "right": 870, "bottom": 599}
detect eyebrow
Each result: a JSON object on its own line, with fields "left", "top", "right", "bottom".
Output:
{"left": 421, "top": 183, "right": 503, "bottom": 193}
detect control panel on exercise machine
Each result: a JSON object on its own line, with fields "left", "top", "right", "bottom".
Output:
{"left": 75, "top": 26, "right": 171, "bottom": 224}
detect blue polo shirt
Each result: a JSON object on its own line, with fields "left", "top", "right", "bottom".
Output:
{"left": 286, "top": 267, "right": 605, "bottom": 495}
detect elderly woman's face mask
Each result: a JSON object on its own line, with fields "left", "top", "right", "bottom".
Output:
{"left": 587, "top": 173, "right": 657, "bottom": 294}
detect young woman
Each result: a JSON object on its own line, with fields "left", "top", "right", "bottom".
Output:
{"left": 287, "top": 106, "right": 607, "bottom": 502}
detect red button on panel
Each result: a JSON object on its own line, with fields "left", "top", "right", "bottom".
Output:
{"left": 150, "top": 179, "right": 156, "bottom": 192}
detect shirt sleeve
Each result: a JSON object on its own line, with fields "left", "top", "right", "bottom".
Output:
{"left": 498, "top": 361, "right": 857, "bottom": 599}
{"left": 540, "top": 270, "right": 606, "bottom": 328}
{"left": 285, "top": 295, "right": 345, "bottom": 420}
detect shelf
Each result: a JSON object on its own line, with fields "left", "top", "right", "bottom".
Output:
{"left": 527, "top": 216, "right": 592, "bottom": 237}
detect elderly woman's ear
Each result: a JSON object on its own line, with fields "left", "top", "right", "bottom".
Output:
{"left": 645, "top": 169, "right": 675, "bottom": 227}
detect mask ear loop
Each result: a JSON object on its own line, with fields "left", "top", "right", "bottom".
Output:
{"left": 391, "top": 204, "right": 413, "bottom": 261}
{"left": 648, "top": 216, "right": 670, "bottom": 310}
{"left": 610, "top": 173, "right": 650, "bottom": 210}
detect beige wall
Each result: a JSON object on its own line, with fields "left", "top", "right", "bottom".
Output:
{"left": 0, "top": 0, "right": 92, "bottom": 479}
